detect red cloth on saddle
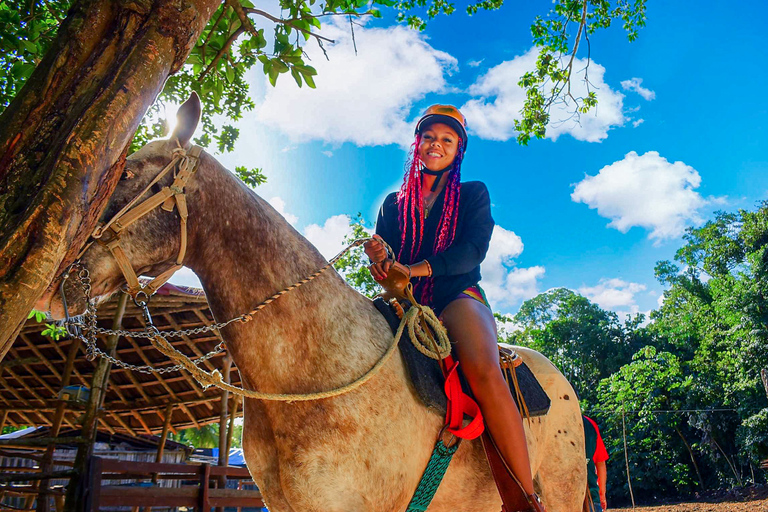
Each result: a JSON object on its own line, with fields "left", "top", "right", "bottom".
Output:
{"left": 443, "top": 355, "right": 484, "bottom": 439}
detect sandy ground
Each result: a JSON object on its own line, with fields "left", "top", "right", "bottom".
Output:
{"left": 612, "top": 497, "right": 768, "bottom": 511}
{"left": 611, "top": 487, "right": 768, "bottom": 512}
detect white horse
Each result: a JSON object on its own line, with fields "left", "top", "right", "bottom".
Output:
{"left": 39, "top": 94, "right": 586, "bottom": 511}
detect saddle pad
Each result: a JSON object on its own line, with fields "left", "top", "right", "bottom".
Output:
{"left": 373, "top": 297, "right": 550, "bottom": 417}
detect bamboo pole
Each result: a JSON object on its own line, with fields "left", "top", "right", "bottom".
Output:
{"left": 216, "top": 356, "right": 232, "bottom": 512}
{"left": 37, "top": 336, "right": 83, "bottom": 512}
{"left": 151, "top": 403, "right": 175, "bottom": 485}
{"left": 217, "top": 356, "right": 232, "bottom": 467}
{"left": 63, "top": 293, "right": 127, "bottom": 512}
{"left": 0, "top": 410, "right": 7, "bottom": 432}
{"left": 225, "top": 395, "right": 240, "bottom": 458}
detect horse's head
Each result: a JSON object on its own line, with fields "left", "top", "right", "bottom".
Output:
{"left": 42, "top": 93, "right": 203, "bottom": 318}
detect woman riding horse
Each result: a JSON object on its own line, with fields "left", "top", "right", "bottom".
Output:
{"left": 364, "top": 105, "right": 546, "bottom": 512}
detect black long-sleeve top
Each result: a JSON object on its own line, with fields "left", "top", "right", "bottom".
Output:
{"left": 375, "top": 181, "right": 495, "bottom": 314}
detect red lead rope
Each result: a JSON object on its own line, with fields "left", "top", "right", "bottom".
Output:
{"left": 442, "top": 355, "right": 484, "bottom": 440}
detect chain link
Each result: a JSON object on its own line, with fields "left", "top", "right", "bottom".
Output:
{"left": 61, "top": 238, "right": 379, "bottom": 376}
{"left": 65, "top": 263, "right": 227, "bottom": 375}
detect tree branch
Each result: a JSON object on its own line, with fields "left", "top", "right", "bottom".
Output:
{"left": 565, "top": 0, "right": 588, "bottom": 97}
{"left": 227, "top": 0, "right": 260, "bottom": 39}
{"left": 198, "top": 26, "right": 244, "bottom": 81}
{"left": 244, "top": 7, "right": 335, "bottom": 43}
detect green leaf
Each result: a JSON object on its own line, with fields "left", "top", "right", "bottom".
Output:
{"left": 291, "top": 67, "right": 303, "bottom": 87}
{"left": 272, "top": 59, "right": 289, "bottom": 74}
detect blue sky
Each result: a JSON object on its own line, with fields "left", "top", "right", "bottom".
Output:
{"left": 169, "top": 0, "right": 768, "bottom": 320}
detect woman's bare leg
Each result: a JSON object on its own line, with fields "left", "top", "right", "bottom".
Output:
{"left": 441, "top": 298, "right": 536, "bottom": 495}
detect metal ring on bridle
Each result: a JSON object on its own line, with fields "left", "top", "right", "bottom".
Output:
{"left": 133, "top": 290, "right": 150, "bottom": 307}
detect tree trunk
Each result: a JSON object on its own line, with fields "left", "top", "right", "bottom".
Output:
{"left": 0, "top": 0, "right": 222, "bottom": 359}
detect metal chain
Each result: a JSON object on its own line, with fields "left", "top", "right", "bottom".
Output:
{"left": 66, "top": 264, "right": 225, "bottom": 375}
{"left": 62, "top": 237, "right": 382, "bottom": 376}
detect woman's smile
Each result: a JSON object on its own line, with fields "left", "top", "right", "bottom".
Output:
{"left": 418, "top": 122, "right": 458, "bottom": 171}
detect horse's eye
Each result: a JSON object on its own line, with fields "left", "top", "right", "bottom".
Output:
{"left": 121, "top": 169, "right": 136, "bottom": 181}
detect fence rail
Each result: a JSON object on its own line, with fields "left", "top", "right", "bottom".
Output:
{"left": 87, "top": 457, "right": 264, "bottom": 511}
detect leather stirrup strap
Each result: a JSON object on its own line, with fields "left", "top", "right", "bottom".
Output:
{"left": 442, "top": 356, "right": 484, "bottom": 439}
{"left": 481, "top": 431, "right": 535, "bottom": 512}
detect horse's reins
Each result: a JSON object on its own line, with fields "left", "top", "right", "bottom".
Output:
{"left": 61, "top": 147, "right": 451, "bottom": 401}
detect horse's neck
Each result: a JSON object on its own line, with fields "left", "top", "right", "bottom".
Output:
{"left": 185, "top": 157, "right": 387, "bottom": 392}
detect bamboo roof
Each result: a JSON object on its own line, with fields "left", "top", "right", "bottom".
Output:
{"left": 1, "top": 284, "right": 240, "bottom": 436}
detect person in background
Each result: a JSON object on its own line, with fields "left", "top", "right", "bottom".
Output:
{"left": 583, "top": 415, "right": 609, "bottom": 511}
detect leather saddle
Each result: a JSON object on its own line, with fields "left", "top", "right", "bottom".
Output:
{"left": 373, "top": 297, "right": 551, "bottom": 418}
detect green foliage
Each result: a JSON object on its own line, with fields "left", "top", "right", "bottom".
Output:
{"left": 507, "top": 204, "right": 768, "bottom": 503}
{"left": 0, "top": 0, "right": 71, "bottom": 109}
{"left": 27, "top": 309, "right": 67, "bottom": 341}
{"left": 170, "top": 423, "right": 220, "bottom": 448}
{"left": 506, "top": 288, "right": 649, "bottom": 405}
{"left": 515, "top": 0, "right": 647, "bottom": 145}
{"left": 333, "top": 214, "right": 379, "bottom": 298}
{"left": 597, "top": 346, "right": 699, "bottom": 497}
{"left": 235, "top": 166, "right": 267, "bottom": 188}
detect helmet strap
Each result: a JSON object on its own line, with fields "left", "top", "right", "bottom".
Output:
{"left": 422, "top": 167, "right": 450, "bottom": 192}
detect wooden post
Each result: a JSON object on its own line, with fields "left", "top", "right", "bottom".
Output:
{"left": 156, "top": 403, "right": 174, "bottom": 464}
{"left": 151, "top": 403, "right": 174, "bottom": 485}
{"left": 37, "top": 336, "right": 83, "bottom": 512}
{"left": 0, "top": 409, "right": 7, "bottom": 432}
{"left": 198, "top": 463, "right": 211, "bottom": 511}
{"left": 622, "top": 410, "right": 635, "bottom": 508}
{"left": 63, "top": 293, "right": 127, "bottom": 512}
{"left": 761, "top": 369, "right": 768, "bottom": 400}
{"left": 215, "top": 356, "right": 232, "bottom": 512}
{"left": 217, "top": 356, "right": 232, "bottom": 466}
{"left": 225, "top": 395, "right": 240, "bottom": 458}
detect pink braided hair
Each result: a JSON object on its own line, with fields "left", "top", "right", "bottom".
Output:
{"left": 396, "top": 136, "right": 465, "bottom": 304}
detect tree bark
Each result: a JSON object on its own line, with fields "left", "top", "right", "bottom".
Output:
{"left": 0, "top": 0, "right": 222, "bottom": 359}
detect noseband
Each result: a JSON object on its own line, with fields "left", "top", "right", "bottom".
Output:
{"left": 80, "top": 143, "right": 203, "bottom": 302}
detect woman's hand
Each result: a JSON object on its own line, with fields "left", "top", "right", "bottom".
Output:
{"left": 369, "top": 259, "right": 412, "bottom": 282}
{"left": 363, "top": 234, "right": 388, "bottom": 264}
{"left": 369, "top": 259, "right": 393, "bottom": 281}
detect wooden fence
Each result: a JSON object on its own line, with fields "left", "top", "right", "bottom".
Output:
{"left": 87, "top": 458, "right": 264, "bottom": 511}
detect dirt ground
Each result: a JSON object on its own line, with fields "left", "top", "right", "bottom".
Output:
{"left": 612, "top": 486, "right": 768, "bottom": 511}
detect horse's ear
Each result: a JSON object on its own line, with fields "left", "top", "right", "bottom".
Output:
{"left": 171, "top": 92, "right": 201, "bottom": 147}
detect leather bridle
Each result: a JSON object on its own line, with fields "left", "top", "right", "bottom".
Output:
{"left": 78, "top": 143, "right": 203, "bottom": 303}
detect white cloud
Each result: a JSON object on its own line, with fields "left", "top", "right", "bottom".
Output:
{"left": 256, "top": 20, "right": 457, "bottom": 146}
{"left": 578, "top": 278, "right": 646, "bottom": 310}
{"left": 467, "top": 59, "right": 483, "bottom": 68}
{"left": 571, "top": 151, "right": 707, "bottom": 241}
{"left": 632, "top": 119, "right": 645, "bottom": 128}
{"left": 460, "top": 48, "right": 626, "bottom": 143}
{"left": 480, "top": 226, "right": 545, "bottom": 310}
{"left": 267, "top": 196, "right": 299, "bottom": 226}
{"left": 322, "top": 150, "right": 333, "bottom": 158}
{"left": 303, "top": 214, "right": 354, "bottom": 259}
{"left": 621, "top": 77, "right": 656, "bottom": 101}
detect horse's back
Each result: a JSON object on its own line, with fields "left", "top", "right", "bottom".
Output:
{"left": 505, "top": 344, "right": 587, "bottom": 512}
